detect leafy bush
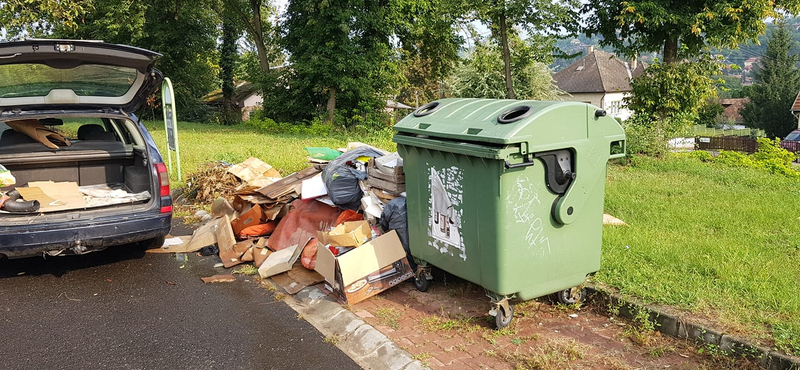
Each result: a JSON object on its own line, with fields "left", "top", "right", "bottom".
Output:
{"left": 688, "top": 150, "right": 713, "bottom": 162}
{"left": 713, "top": 150, "right": 755, "bottom": 168}
{"left": 622, "top": 115, "right": 670, "bottom": 157}
{"left": 690, "top": 138, "right": 800, "bottom": 180}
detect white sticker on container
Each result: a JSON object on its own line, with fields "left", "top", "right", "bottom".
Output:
{"left": 427, "top": 165, "right": 466, "bottom": 261}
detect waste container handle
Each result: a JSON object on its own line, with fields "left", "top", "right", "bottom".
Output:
{"left": 504, "top": 156, "right": 534, "bottom": 169}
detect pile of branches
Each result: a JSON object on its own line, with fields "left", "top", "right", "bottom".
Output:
{"left": 180, "top": 162, "right": 241, "bottom": 204}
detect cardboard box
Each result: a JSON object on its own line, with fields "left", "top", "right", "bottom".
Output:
{"left": 18, "top": 181, "right": 85, "bottom": 212}
{"left": 316, "top": 220, "right": 372, "bottom": 247}
{"left": 231, "top": 205, "right": 265, "bottom": 237}
{"left": 367, "top": 154, "right": 405, "bottom": 181}
{"left": 258, "top": 244, "right": 304, "bottom": 278}
{"left": 315, "top": 230, "right": 414, "bottom": 304}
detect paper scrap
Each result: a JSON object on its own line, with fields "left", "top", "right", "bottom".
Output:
{"left": 201, "top": 274, "right": 237, "bottom": 283}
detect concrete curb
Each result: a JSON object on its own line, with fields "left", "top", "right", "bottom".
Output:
{"left": 586, "top": 285, "right": 800, "bottom": 370}
{"left": 282, "top": 285, "right": 429, "bottom": 370}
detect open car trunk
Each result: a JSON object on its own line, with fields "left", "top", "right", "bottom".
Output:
{"left": 0, "top": 116, "right": 157, "bottom": 222}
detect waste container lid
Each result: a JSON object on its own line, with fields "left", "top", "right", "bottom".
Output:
{"left": 394, "top": 98, "right": 595, "bottom": 146}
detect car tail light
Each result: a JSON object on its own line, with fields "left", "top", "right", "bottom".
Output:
{"left": 155, "top": 162, "right": 171, "bottom": 200}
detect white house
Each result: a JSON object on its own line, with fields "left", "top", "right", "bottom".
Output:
{"left": 552, "top": 47, "right": 646, "bottom": 121}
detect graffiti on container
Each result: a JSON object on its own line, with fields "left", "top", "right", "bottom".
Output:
{"left": 507, "top": 175, "right": 551, "bottom": 258}
{"left": 427, "top": 165, "right": 466, "bottom": 261}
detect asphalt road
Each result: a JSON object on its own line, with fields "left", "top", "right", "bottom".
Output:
{"left": 0, "top": 239, "right": 361, "bottom": 370}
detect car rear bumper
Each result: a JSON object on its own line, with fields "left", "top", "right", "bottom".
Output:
{"left": 0, "top": 213, "right": 171, "bottom": 259}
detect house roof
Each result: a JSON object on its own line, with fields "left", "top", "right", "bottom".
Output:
{"left": 203, "top": 82, "right": 260, "bottom": 105}
{"left": 792, "top": 92, "right": 800, "bottom": 113}
{"left": 386, "top": 99, "right": 413, "bottom": 110}
{"left": 553, "top": 49, "right": 646, "bottom": 94}
{"left": 719, "top": 98, "right": 749, "bottom": 123}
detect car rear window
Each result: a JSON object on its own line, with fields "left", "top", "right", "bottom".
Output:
{"left": 785, "top": 132, "right": 800, "bottom": 141}
{"left": 0, "top": 63, "right": 138, "bottom": 98}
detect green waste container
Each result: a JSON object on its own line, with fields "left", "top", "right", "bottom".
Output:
{"left": 393, "top": 98, "right": 625, "bottom": 328}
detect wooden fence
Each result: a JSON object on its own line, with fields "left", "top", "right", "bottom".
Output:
{"left": 782, "top": 141, "right": 800, "bottom": 163}
{"left": 695, "top": 136, "right": 800, "bottom": 163}
{"left": 695, "top": 136, "right": 758, "bottom": 154}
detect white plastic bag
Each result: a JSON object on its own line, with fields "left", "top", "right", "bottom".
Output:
{"left": 0, "top": 164, "right": 15, "bottom": 187}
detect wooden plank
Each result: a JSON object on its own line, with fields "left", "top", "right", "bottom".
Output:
{"left": 367, "top": 176, "right": 405, "bottom": 194}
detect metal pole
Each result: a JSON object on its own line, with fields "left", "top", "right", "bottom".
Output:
{"left": 161, "top": 78, "right": 182, "bottom": 182}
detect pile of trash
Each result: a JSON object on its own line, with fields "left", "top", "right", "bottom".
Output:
{"left": 155, "top": 143, "right": 413, "bottom": 304}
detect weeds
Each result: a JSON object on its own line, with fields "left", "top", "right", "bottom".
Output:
{"left": 261, "top": 281, "right": 277, "bottom": 292}
{"left": 621, "top": 307, "right": 659, "bottom": 346}
{"left": 489, "top": 338, "right": 587, "bottom": 370}
{"left": 411, "top": 353, "right": 432, "bottom": 367}
{"left": 233, "top": 264, "right": 258, "bottom": 276}
{"left": 374, "top": 307, "right": 403, "bottom": 330}
{"left": 324, "top": 334, "right": 340, "bottom": 345}
{"left": 420, "top": 313, "right": 480, "bottom": 333}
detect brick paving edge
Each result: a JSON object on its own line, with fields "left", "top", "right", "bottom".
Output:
{"left": 281, "top": 285, "right": 430, "bottom": 370}
{"left": 586, "top": 285, "right": 800, "bottom": 370}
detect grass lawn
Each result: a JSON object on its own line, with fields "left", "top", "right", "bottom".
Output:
{"left": 601, "top": 154, "right": 800, "bottom": 355}
{"left": 139, "top": 120, "right": 396, "bottom": 186}
{"left": 137, "top": 120, "right": 799, "bottom": 355}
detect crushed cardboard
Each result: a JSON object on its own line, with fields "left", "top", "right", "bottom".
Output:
{"left": 201, "top": 274, "right": 237, "bottom": 283}
{"left": 231, "top": 204, "right": 265, "bottom": 236}
{"left": 258, "top": 233, "right": 311, "bottom": 278}
{"left": 220, "top": 239, "right": 253, "bottom": 268}
{"left": 227, "top": 157, "right": 281, "bottom": 183}
{"left": 145, "top": 236, "right": 194, "bottom": 254}
{"left": 316, "top": 220, "right": 371, "bottom": 247}
{"left": 257, "top": 167, "right": 320, "bottom": 199}
{"left": 271, "top": 262, "right": 325, "bottom": 294}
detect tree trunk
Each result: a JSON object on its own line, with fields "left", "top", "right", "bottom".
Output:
{"left": 250, "top": 0, "right": 271, "bottom": 73}
{"left": 663, "top": 36, "right": 679, "bottom": 64}
{"left": 220, "top": 17, "right": 239, "bottom": 124}
{"left": 498, "top": 11, "right": 515, "bottom": 99}
{"left": 326, "top": 87, "right": 337, "bottom": 124}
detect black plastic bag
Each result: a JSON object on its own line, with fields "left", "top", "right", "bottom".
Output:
{"left": 321, "top": 146, "right": 385, "bottom": 210}
{"left": 379, "top": 197, "right": 414, "bottom": 270}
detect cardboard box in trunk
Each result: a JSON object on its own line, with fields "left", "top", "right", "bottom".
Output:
{"left": 315, "top": 230, "right": 414, "bottom": 304}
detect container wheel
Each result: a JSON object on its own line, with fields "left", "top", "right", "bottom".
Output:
{"left": 556, "top": 286, "right": 586, "bottom": 305}
{"left": 495, "top": 304, "right": 514, "bottom": 329}
{"left": 414, "top": 274, "right": 430, "bottom": 292}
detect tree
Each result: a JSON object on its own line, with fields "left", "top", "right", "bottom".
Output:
{"left": 54, "top": 0, "right": 220, "bottom": 121}
{"left": 584, "top": 0, "right": 800, "bottom": 64}
{"left": 471, "top": 0, "right": 580, "bottom": 98}
{"left": 742, "top": 22, "right": 800, "bottom": 138}
{"left": 219, "top": 9, "right": 241, "bottom": 124}
{"left": 279, "top": 0, "right": 398, "bottom": 125}
{"left": 0, "top": 0, "right": 92, "bottom": 38}
{"left": 393, "top": 0, "right": 463, "bottom": 105}
{"left": 449, "top": 39, "right": 561, "bottom": 100}
{"left": 626, "top": 57, "right": 719, "bottom": 134}
{"left": 220, "top": 0, "right": 281, "bottom": 75}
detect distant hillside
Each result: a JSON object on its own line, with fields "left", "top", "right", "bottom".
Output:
{"left": 550, "top": 17, "right": 800, "bottom": 72}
